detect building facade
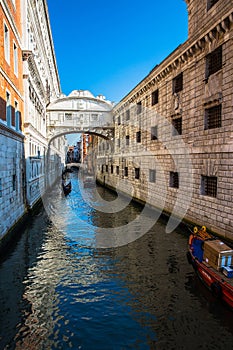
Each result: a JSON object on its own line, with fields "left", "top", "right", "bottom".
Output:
{"left": 21, "top": 0, "right": 65, "bottom": 207}
{"left": 0, "top": 0, "right": 25, "bottom": 239}
{"left": 96, "top": 0, "right": 233, "bottom": 241}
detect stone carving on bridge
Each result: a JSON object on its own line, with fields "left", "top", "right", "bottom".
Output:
{"left": 46, "top": 90, "right": 114, "bottom": 141}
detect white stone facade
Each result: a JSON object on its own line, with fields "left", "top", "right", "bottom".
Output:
{"left": 96, "top": 0, "right": 233, "bottom": 241}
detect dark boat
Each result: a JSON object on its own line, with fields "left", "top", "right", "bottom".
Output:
{"left": 187, "top": 225, "right": 233, "bottom": 309}
{"left": 62, "top": 181, "right": 72, "bottom": 195}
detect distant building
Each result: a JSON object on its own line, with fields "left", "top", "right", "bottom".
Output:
{"left": 96, "top": 0, "right": 233, "bottom": 240}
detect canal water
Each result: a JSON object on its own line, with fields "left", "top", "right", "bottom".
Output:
{"left": 0, "top": 172, "right": 233, "bottom": 350}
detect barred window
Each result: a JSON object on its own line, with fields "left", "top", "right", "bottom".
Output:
{"left": 116, "top": 166, "right": 119, "bottom": 175}
{"left": 204, "top": 105, "right": 221, "bottom": 130}
{"left": 137, "top": 101, "right": 142, "bottom": 114}
{"left": 111, "top": 165, "right": 113, "bottom": 174}
{"left": 124, "top": 167, "right": 128, "bottom": 177}
{"left": 152, "top": 89, "right": 159, "bottom": 106}
{"left": 135, "top": 168, "right": 140, "bottom": 180}
{"left": 126, "top": 109, "right": 130, "bottom": 120}
{"left": 136, "top": 131, "right": 141, "bottom": 143}
{"left": 207, "top": 0, "right": 219, "bottom": 11}
{"left": 172, "top": 73, "right": 183, "bottom": 94}
{"left": 205, "top": 46, "right": 222, "bottom": 79}
{"left": 149, "top": 169, "right": 156, "bottom": 183}
{"left": 170, "top": 172, "right": 179, "bottom": 188}
{"left": 126, "top": 135, "right": 130, "bottom": 146}
{"left": 201, "top": 176, "right": 217, "bottom": 197}
{"left": 117, "top": 116, "right": 121, "bottom": 125}
{"left": 101, "top": 165, "right": 104, "bottom": 173}
{"left": 172, "top": 117, "right": 182, "bottom": 136}
{"left": 151, "top": 126, "right": 158, "bottom": 140}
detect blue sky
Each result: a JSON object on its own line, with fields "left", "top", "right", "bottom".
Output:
{"left": 47, "top": 0, "right": 188, "bottom": 104}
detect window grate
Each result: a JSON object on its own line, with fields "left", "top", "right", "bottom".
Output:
{"left": 201, "top": 176, "right": 217, "bottom": 197}
{"left": 206, "top": 46, "right": 222, "bottom": 78}
{"left": 172, "top": 117, "right": 182, "bottom": 135}
{"left": 173, "top": 73, "right": 183, "bottom": 94}
{"left": 151, "top": 89, "right": 159, "bottom": 106}
{"left": 205, "top": 105, "right": 221, "bottom": 130}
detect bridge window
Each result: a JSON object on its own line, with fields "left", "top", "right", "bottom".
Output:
{"left": 91, "top": 114, "right": 98, "bottom": 121}
{"left": 65, "top": 113, "right": 72, "bottom": 120}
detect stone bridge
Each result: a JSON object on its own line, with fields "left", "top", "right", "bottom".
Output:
{"left": 46, "top": 90, "right": 115, "bottom": 144}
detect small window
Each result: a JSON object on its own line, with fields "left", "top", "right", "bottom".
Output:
{"left": 116, "top": 166, "right": 119, "bottom": 175}
{"left": 205, "top": 46, "right": 222, "bottom": 79}
{"left": 172, "top": 117, "right": 182, "bottom": 136}
{"left": 204, "top": 105, "right": 221, "bottom": 130}
{"left": 101, "top": 165, "right": 104, "bottom": 173}
{"left": 151, "top": 126, "right": 158, "bottom": 140}
{"left": 12, "top": 174, "right": 16, "bottom": 191}
{"left": 172, "top": 73, "right": 183, "bottom": 94}
{"left": 106, "top": 165, "right": 108, "bottom": 173}
{"left": 135, "top": 168, "right": 140, "bottom": 180}
{"left": 6, "top": 91, "right": 11, "bottom": 127}
{"left": 207, "top": 0, "right": 219, "bottom": 11}
{"left": 149, "top": 169, "right": 156, "bottom": 183}
{"left": 126, "top": 109, "right": 130, "bottom": 120}
{"left": 136, "top": 131, "right": 141, "bottom": 143}
{"left": 137, "top": 101, "right": 142, "bottom": 115}
{"left": 13, "top": 42, "right": 18, "bottom": 76}
{"left": 170, "top": 172, "right": 179, "bottom": 188}
{"left": 124, "top": 167, "right": 128, "bottom": 177}
{"left": 117, "top": 116, "right": 121, "bottom": 125}
{"left": 151, "top": 89, "right": 159, "bottom": 106}
{"left": 111, "top": 165, "right": 113, "bottom": 174}
{"left": 126, "top": 135, "right": 129, "bottom": 146}
{"left": 4, "top": 24, "right": 10, "bottom": 63}
{"left": 201, "top": 176, "right": 217, "bottom": 197}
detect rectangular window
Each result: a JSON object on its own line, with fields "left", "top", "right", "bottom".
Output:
{"left": 172, "top": 117, "right": 182, "bottom": 136}
{"left": 101, "top": 165, "right": 104, "bottom": 173}
{"left": 137, "top": 101, "right": 142, "bottom": 115}
{"left": 170, "top": 172, "right": 179, "bottom": 188}
{"left": 151, "top": 126, "right": 158, "bottom": 140}
{"left": 116, "top": 166, "right": 119, "bottom": 175}
{"left": 207, "top": 0, "right": 219, "bottom": 11}
{"left": 149, "top": 169, "right": 156, "bottom": 183}
{"left": 204, "top": 105, "right": 221, "bottom": 130}
{"left": 117, "top": 116, "right": 121, "bottom": 125}
{"left": 13, "top": 42, "right": 18, "bottom": 76}
{"left": 15, "top": 101, "right": 20, "bottom": 131}
{"left": 111, "top": 165, "right": 113, "bottom": 174}
{"left": 12, "top": 174, "right": 16, "bottom": 191}
{"left": 201, "top": 176, "right": 217, "bottom": 197}
{"left": 4, "top": 24, "right": 10, "bottom": 63}
{"left": 135, "top": 168, "right": 140, "bottom": 180}
{"left": 172, "top": 73, "right": 183, "bottom": 94}
{"left": 6, "top": 91, "right": 11, "bottom": 127}
{"left": 151, "top": 89, "right": 159, "bottom": 106}
{"left": 117, "top": 139, "right": 120, "bottom": 147}
{"left": 136, "top": 131, "right": 141, "bottom": 143}
{"left": 106, "top": 165, "right": 108, "bottom": 173}
{"left": 205, "top": 46, "right": 222, "bottom": 79}
{"left": 124, "top": 167, "right": 128, "bottom": 177}
{"left": 126, "top": 135, "right": 129, "bottom": 146}
{"left": 126, "top": 109, "right": 130, "bottom": 120}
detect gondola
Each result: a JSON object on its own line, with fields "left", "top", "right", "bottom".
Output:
{"left": 62, "top": 181, "right": 72, "bottom": 195}
{"left": 187, "top": 225, "right": 233, "bottom": 309}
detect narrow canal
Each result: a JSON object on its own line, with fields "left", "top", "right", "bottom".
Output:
{"left": 0, "top": 171, "right": 233, "bottom": 350}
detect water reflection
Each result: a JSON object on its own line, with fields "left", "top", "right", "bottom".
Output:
{"left": 0, "top": 173, "right": 233, "bottom": 349}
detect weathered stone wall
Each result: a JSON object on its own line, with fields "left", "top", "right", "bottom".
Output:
{"left": 96, "top": 1, "right": 233, "bottom": 240}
